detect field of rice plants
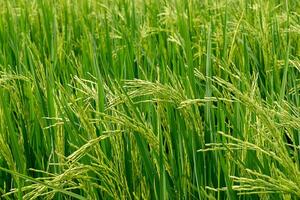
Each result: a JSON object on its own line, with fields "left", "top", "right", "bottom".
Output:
{"left": 0, "top": 0, "right": 299, "bottom": 199}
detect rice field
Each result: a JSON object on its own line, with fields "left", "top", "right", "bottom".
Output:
{"left": 0, "top": 0, "right": 299, "bottom": 199}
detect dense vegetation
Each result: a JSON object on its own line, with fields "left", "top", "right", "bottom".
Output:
{"left": 0, "top": 0, "right": 299, "bottom": 199}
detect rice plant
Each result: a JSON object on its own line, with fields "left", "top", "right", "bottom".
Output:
{"left": 0, "top": 0, "right": 299, "bottom": 199}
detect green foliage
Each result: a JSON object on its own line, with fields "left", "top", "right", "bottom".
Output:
{"left": 0, "top": 0, "right": 299, "bottom": 199}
